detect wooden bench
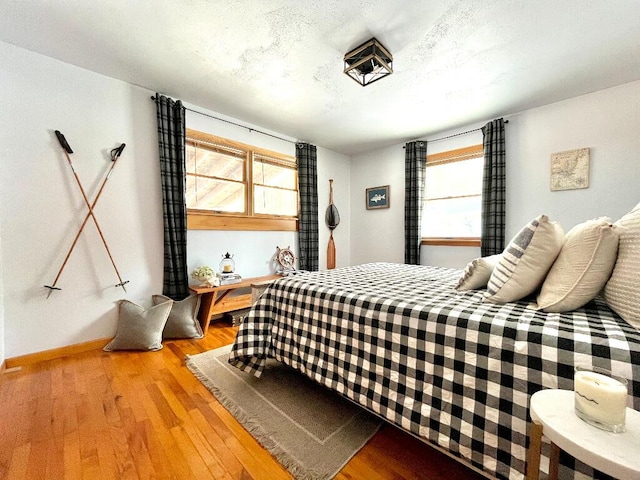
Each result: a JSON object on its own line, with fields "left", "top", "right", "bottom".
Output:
{"left": 189, "top": 274, "right": 280, "bottom": 334}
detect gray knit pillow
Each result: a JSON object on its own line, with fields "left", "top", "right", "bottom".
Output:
{"left": 103, "top": 299, "right": 173, "bottom": 351}
{"left": 153, "top": 294, "right": 204, "bottom": 339}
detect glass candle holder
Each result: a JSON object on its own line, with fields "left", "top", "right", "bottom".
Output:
{"left": 574, "top": 366, "right": 628, "bottom": 433}
{"left": 219, "top": 252, "right": 235, "bottom": 274}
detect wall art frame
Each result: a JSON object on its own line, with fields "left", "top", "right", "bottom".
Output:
{"left": 366, "top": 185, "right": 389, "bottom": 209}
{"left": 550, "top": 147, "right": 590, "bottom": 191}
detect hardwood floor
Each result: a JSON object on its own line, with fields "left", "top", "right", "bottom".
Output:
{"left": 0, "top": 322, "right": 486, "bottom": 480}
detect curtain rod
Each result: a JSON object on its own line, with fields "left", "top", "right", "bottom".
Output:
{"left": 150, "top": 95, "right": 298, "bottom": 145}
{"left": 404, "top": 119, "right": 509, "bottom": 147}
{"left": 151, "top": 96, "right": 507, "bottom": 149}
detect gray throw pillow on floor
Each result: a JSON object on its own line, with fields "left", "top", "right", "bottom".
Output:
{"left": 103, "top": 299, "right": 173, "bottom": 351}
{"left": 153, "top": 294, "right": 204, "bottom": 339}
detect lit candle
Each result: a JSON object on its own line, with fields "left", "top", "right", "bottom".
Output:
{"left": 574, "top": 368, "right": 628, "bottom": 431}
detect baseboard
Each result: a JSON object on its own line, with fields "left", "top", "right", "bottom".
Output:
{"left": 5, "top": 337, "right": 110, "bottom": 369}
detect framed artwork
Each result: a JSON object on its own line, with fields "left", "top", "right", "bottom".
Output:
{"left": 366, "top": 185, "right": 389, "bottom": 209}
{"left": 550, "top": 148, "right": 590, "bottom": 191}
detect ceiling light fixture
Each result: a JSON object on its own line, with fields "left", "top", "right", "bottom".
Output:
{"left": 344, "top": 38, "right": 393, "bottom": 86}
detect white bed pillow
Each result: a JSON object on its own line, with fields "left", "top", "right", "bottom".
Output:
{"left": 485, "top": 215, "right": 564, "bottom": 304}
{"left": 537, "top": 217, "right": 619, "bottom": 312}
{"left": 455, "top": 254, "right": 502, "bottom": 291}
{"left": 604, "top": 201, "right": 640, "bottom": 330}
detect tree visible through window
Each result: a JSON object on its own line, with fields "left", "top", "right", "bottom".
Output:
{"left": 422, "top": 144, "right": 483, "bottom": 245}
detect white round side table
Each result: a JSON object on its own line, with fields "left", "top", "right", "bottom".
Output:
{"left": 527, "top": 389, "right": 640, "bottom": 480}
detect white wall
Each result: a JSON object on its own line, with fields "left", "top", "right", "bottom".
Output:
{"left": 0, "top": 220, "right": 5, "bottom": 366}
{"left": 317, "top": 148, "right": 351, "bottom": 270}
{"left": 0, "top": 41, "right": 349, "bottom": 358}
{"left": 3, "top": 37, "right": 639, "bottom": 359}
{"left": 349, "top": 128, "right": 484, "bottom": 268}
{"left": 185, "top": 108, "right": 351, "bottom": 278}
{"left": 350, "top": 144, "right": 405, "bottom": 265}
{"left": 185, "top": 108, "right": 298, "bottom": 278}
{"left": 0, "top": 41, "right": 164, "bottom": 358}
{"left": 350, "top": 79, "right": 640, "bottom": 269}
{"left": 505, "top": 81, "right": 640, "bottom": 236}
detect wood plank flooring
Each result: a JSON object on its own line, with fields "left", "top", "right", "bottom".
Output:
{"left": 0, "top": 322, "right": 487, "bottom": 480}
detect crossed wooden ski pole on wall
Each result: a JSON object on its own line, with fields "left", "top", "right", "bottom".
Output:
{"left": 44, "top": 130, "right": 129, "bottom": 297}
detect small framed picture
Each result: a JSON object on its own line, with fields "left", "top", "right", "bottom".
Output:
{"left": 366, "top": 185, "right": 389, "bottom": 209}
{"left": 550, "top": 147, "right": 590, "bottom": 191}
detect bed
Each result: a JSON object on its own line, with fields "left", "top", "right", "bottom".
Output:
{"left": 228, "top": 261, "right": 640, "bottom": 479}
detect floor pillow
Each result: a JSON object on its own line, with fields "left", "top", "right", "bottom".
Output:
{"left": 103, "top": 299, "right": 173, "bottom": 351}
{"left": 153, "top": 294, "right": 204, "bottom": 339}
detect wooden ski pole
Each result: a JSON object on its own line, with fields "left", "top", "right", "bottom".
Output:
{"left": 44, "top": 132, "right": 128, "bottom": 296}
{"left": 44, "top": 146, "right": 123, "bottom": 297}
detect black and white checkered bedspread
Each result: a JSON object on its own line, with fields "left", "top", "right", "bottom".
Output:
{"left": 229, "top": 263, "right": 640, "bottom": 479}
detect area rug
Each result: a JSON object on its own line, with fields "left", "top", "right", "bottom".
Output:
{"left": 186, "top": 345, "right": 383, "bottom": 480}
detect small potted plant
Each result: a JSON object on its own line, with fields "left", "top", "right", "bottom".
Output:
{"left": 192, "top": 265, "right": 217, "bottom": 287}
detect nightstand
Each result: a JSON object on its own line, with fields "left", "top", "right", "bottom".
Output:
{"left": 189, "top": 274, "right": 279, "bottom": 334}
{"left": 526, "top": 389, "right": 640, "bottom": 480}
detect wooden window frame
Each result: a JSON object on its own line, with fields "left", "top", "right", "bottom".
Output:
{"left": 421, "top": 144, "right": 483, "bottom": 247}
{"left": 186, "top": 129, "right": 298, "bottom": 231}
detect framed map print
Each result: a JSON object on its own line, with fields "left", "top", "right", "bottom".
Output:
{"left": 550, "top": 148, "right": 590, "bottom": 191}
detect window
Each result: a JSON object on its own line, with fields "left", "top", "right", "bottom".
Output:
{"left": 421, "top": 144, "right": 483, "bottom": 246}
{"left": 252, "top": 153, "right": 298, "bottom": 216}
{"left": 185, "top": 129, "right": 298, "bottom": 231}
{"left": 186, "top": 135, "right": 246, "bottom": 213}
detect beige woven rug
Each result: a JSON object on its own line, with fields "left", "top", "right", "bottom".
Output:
{"left": 186, "top": 345, "right": 383, "bottom": 480}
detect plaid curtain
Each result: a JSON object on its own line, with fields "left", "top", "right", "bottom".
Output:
{"left": 296, "top": 143, "right": 319, "bottom": 271}
{"left": 481, "top": 118, "right": 506, "bottom": 256}
{"left": 404, "top": 141, "right": 427, "bottom": 264}
{"left": 155, "top": 94, "right": 189, "bottom": 299}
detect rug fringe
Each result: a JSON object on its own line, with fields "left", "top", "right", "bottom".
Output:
{"left": 186, "top": 356, "right": 330, "bottom": 480}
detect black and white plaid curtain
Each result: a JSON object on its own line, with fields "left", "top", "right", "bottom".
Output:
{"left": 296, "top": 143, "right": 319, "bottom": 271}
{"left": 404, "top": 141, "right": 427, "bottom": 265}
{"left": 155, "top": 94, "right": 189, "bottom": 299}
{"left": 481, "top": 118, "right": 506, "bottom": 256}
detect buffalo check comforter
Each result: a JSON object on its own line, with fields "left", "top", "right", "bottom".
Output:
{"left": 229, "top": 263, "right": 640, "bottom": 479}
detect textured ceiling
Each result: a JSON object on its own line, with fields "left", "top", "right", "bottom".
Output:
{"left": 2, "top": 1, "right": 640, "bottom": 155}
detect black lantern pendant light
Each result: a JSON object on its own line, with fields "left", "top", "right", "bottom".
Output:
{"left": 344, "top": 38, "right": 393, "bottom": 86}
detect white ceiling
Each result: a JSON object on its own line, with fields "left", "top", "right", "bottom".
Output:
{"left": 2, "top": 1, "right": 640, "bottom": 155}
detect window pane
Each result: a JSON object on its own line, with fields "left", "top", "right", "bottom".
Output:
{"left": 426, "top": 157, "right": 483, "bottom": 199}
{"left": 186, "top": 143, "right": 245, "bottom": 182}
{"left": 253, "top": 158, "right": 296, "bottom": 189}
{"left": 185, "top": 131, "right": 298, "bottom": 226}
{"left": 422, "top": 195, "right": 481, "bottom": 237}
{"left": 186, "top": 175, "right": 245, "bottom": 213}
{"left": 254, "top": 185, "right": 297, "bottom": 216}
